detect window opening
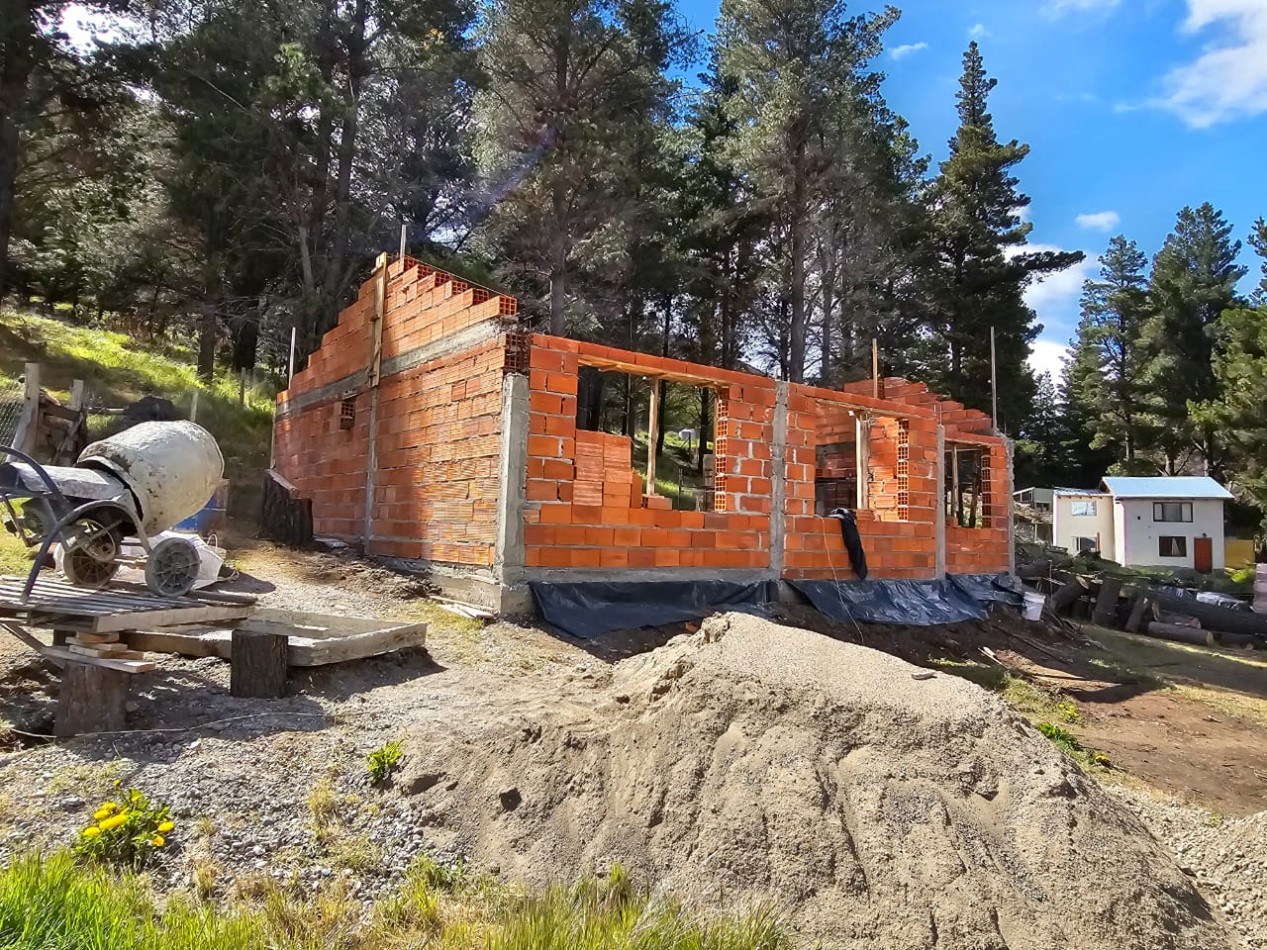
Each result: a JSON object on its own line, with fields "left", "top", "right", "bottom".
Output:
{"left": 574, "top": 368, "right": 714, "bottom": 511}
{"left": 945, "top": 446, "right": 989, "bottom": 528}
{"left": 1159, "top": 536, "right": 1188, "bottom": 558}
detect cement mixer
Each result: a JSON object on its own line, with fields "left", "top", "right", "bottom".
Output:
{"left": 0, "top": 421, "right": 225, "bottom": 599}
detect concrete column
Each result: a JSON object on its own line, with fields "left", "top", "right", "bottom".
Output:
{"left": 769, "top": 381, "right": 789, "bottom": 579}
{"left": 1005, "top": 437, "right": 1017, "bottom": 576}
{"left": 935, "top": 423, "right": 946, "bottom": 578}
{"left": 495, "top": 373, "right": 530, "bottom": 585}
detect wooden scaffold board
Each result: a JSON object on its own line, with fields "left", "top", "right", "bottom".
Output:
{"left": 0, "top": 576, "right": 254, "bottom": 633}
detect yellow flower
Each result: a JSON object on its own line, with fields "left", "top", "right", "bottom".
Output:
{"left": 92, "top": 806, "right": 115, "bottom": 821}
{"left": 81, "top": 826, "right": 101, "bottom": 839}
{"left": 150, "top": 834, "right": 165, "bottom": 847}
{"left": 98, "top": 813, "right": 128, "bottom": 832}
{"left": 157, "top": 821, "right": 174, "bottom": 833}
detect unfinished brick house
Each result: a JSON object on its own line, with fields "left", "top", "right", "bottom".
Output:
{"left": 272, "top": 256, "right": 1013, "bottom": 611}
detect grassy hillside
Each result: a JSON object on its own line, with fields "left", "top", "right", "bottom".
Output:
{"left": 0, "top": 310, "right": 276, "bottom": 571}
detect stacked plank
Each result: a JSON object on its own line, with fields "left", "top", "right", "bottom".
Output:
{"left": 65, "top": 631, "right": 146, "bottom": 662}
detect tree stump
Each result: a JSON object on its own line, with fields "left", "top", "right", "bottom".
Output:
{"left": 1125, "top": 591, "right": 1152, "bottom": 633}
{"left": 231, "top": 629, "right": 289, "bottom": 698}
{"left": 1092, "top": 577, "right": 1123, "bottom": 627}
{"left": 1050, "top": 577, "right": 1087, "bottom": 614}
{"left": 55, "top": 663, "right": 129, "bottom": 737}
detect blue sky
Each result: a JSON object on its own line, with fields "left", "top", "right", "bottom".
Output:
{"left": 677, "top": 0, "right": 1267, "bottom": 381}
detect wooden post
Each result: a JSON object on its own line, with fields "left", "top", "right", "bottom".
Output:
{"left": 288, "top": 326, "right": 297, "bottom": 383}
{"left": 190, "top": 389, "right": 199, "bottom": 424}
{"left": 56, "top": 663, "right": 129, "bottom": 737}
{"left": 1092, "top": 576, "right": 1123, "bottom": 627}
{"left": 231, "top": 629, "right": 289, "bottom": 698}
{"left": 871, "top": 339, "right": 879, "bottom": 399}
{"left": 13, "top": 362, "right": 39, "bottom": 453}
{"left": 950, "top": 445, "right": 959, "bottom": 525}
{"left": 646, "top": 379, "right": 662, "bottom": 494}
{"left": 989, "top": 326, "right": 998, "bottom": 431}
{"left": 363, "top": 253, "right": 389, "bottom": 547}
{"left": 399, "top": 222, "right": 407, "bottom": 259}
{"left": 1146, "top": 621, "right": 1218, "bottom": 647}
{"left": 68, "top": 380, "right": 84, "bottom": 412}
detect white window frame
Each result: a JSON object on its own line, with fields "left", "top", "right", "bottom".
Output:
{"left": 1153, "top": 502, "right": 1193, "bottom": 523}
{"left": 1071, "top": 500, "right": 1098, "bottom": 517}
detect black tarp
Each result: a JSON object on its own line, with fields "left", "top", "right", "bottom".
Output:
{"left": 788, "top": 577, "right": 993, "bottom": 626}
{"left": 529, "top": 580, "right": 778, "bottom": 639}
{"left": 948, "top": 573, "right": 1024, "bottom": 607}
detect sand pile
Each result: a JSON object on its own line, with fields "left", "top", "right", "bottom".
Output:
{"left": 400, "top": 614, "right": 1233, "bottom": 949}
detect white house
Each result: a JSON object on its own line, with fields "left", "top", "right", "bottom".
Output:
{"left": 1050, "top": 476, "right": 1233, "bottom": 572}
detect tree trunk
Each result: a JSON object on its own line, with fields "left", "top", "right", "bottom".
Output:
{"left": 550, "top": 178, "right": 567, "bottom": 335}
{"left": 198, "top": 299, "right": 218, "bottom": 381}
{"left": 0, "top": 101, "right": 22, "bottom": 301}
{"left": 788, "top": 141, "right": 808, "bottom": 384}
{"left": 230, "top": 298, "right": 261, "bottom": 371}
{"left": 231, "top": 629, "right": 289, "bottom": 699}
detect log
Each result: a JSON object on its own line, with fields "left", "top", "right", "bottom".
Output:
{"left": 1092, "top": 577, "right": 1123, "bottom": 627}
{"left": 260, "top": 469, "right": 313, "bottom": 546}
{"left": 1125, "top": 593, "right": 1152, "bottom": 633}
{"left": 1145, "top": 621, "right": 1219, "bottom": 647}
{"left": 231, "top": 629, "right": 289, "bottom": 698}
{"left": 55, "top": 663, "right": 129, "bottom": 737}
{"left": 1150, "top": 590, "right": 1267, "bottom": 637}
{"left": 1050, "top": 577, "right": 1087, "bottom": 614}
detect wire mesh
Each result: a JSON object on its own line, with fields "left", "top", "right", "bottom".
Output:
{"left": 0, "top": 376, "right": 26, "bottom": 448}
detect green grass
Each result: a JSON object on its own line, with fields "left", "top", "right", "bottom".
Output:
{"left": 931, "top": 662, "right": 1082, "bottom": 724}
{"left": 0, "top": 852, "right": 790, "bottom": 950}
{"left": 0, "top": 310, "right": 275, "bottom": 518}
{"left": 1037, "top": 721, "right": 1111, "bottom": 769}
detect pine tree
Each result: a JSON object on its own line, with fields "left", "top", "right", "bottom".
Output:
{"left": 1138, "top": 203, "right": 1246, "bottom": 474}
{"left": 1193, "top": 219, "right": 1267, "bottom": 527}
{"left": 472, "top": 0, "right": 689, "bottom": 335}
{"left": 1061, "top": 322, "right": 1118, "bottom": 486}
{"left": 1072, "top": 235, "right": 1150, "bottom": 469}
{"left": 715, "top": 0, "right": 897, "bottom": 383}
{"left": 920, "top": 42, "right": 1082, "bottom": 429}
{"left": 1013, "top": 372, "right": 1068, "bottom": 488}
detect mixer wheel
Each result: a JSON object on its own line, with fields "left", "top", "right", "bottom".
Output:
{"left": 145, "top": 536, "right": 201, "bottom": 597}
{"left": 62, "top": 518, "right": 122, "bottom": 589}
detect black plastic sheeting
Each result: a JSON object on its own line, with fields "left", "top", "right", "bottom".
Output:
{"left": 530, "top": 580, "right": 777, "bottom": 639}
{"left": 790, "top": 578, "right": 989, "bottom": 626}
{"left": 531, "top": 573, "right": 1023, "bottom": 638}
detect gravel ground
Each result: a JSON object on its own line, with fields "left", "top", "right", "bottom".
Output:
{"left": 1111, "top": 786, "right": 1267, "bottom": 950}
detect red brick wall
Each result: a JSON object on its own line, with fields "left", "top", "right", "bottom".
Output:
{"left": 275, "top": 258, "right": 516, "bottom": 569}
{"left": 521, "top": 336, "right": 771, "bottom": 571}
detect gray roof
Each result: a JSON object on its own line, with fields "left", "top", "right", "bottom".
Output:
{"left": 1052, "top": 487, "right": 1107, "bottom": 497}
{"left": 1101, "top": 476, "right": 1233, "bottom": 501}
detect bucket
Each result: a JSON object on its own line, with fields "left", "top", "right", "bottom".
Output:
{"left": 1022, "top": 591, "right": 1045, "bottom": 621}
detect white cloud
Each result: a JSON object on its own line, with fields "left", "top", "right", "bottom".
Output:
{"left": 1075, "top": 210, "right": 1121, "bottom": 231}
{"left": 1153, "top": 0, "right": 1267, "bottom": 127}
{"left": 1015, "top": 204, "right": 1033, "bottom": 224}
{"left": 969, "top": 23, "right": 989, "bottom": 38}
{"left": 1028, "top": 340, "right": 1071, "bottom": 384}
{"left": 890, "top": 42, "right": 929, "bottom": 61}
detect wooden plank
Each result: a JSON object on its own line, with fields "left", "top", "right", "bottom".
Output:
{"left": 86, "top": 603, "right": 252, "bottom": 634}
{"left": 41, "top": 645, "right": 155, "bottom": 673}
{"left": 288, "top": 623, "right": 426, "bottom": 667}
{"left": 122, "top": 629, "right": 231, "bottom": 659}
{"left": 70, "top": 632, "right": 121, "bottom": 645}
{"left": 0, "top": 621, "right": 61, "bottom": 668}
{"left": 67, "top": 642, "right": 131, "bottom": 658}
{"left": 646, "top": 381, "right": 661, "bottom": 496}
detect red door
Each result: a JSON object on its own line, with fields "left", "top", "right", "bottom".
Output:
{"left": 1194, "top": 536, "right": 1213, "bottom": 574}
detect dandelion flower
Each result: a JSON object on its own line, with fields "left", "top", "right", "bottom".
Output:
{"left": 81, "top": 827, "right": 101, "bottom": 839}
{"left": 93, "top": 803, "right": 117, "bottom": 820}
{"left": 157, "top": 821, "right": 174, "bottom": 833}
{"left": 98, "top": 813, "right": 128, "bottom": 832}
{"left": 150, "top": 834, "right": 165, "bottom": 847}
